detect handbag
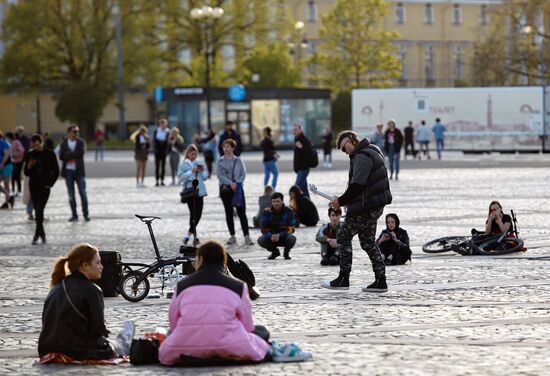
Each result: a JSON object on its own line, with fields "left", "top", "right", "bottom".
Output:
{"left": 129, "top": 338, "right": 160, "bottom": 365}
{"left": 180, "top": 186, "right": 195, "bottom": 204}
{"left": 180, "top": 171, "right": 198, "bottom": 204}
{"left": 220, "top": 158, "right": 237, "bottom": 196}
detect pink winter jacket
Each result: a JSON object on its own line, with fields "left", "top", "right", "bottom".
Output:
{"left": 158, "top": 265, "right": 270, "bottom": 366}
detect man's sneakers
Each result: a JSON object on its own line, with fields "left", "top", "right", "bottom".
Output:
{"left": 268, "top": 249, "right": 281, "bottom": 260}
{"left": 322, "top": 275, "right": 389, "bottom": 292}
{"left": 321, "top": 274, "right": 349, "bottom": 290}
{"left": 362, "top": 277, "right": 388, "bottom": 293}
{"left": 283, "top": 249, "right": 291, "bottom": 260}
{"left": 270, "top": 341, "right": 312, "bottom": 363}
{"left": 244, "top": 235, "right": 255, "bottom": 246}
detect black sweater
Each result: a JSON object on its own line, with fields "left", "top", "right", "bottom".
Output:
{"left": 24, "top": 147, "right": 59, "bottom": 189}
{"left": 38, "top": 272, "right": 114, "bottom": 359}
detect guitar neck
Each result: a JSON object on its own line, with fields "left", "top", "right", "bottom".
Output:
{"left": 315, "top": 190, "right": 337, "bottom": 201}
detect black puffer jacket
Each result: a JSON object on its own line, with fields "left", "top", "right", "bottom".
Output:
{"left": 346, "top": 138, "right": 392, "bottom": 215}
{"left": 38, "top": 271, "right": 114, "bottom": 359}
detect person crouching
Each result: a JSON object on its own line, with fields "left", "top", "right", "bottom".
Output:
{"left": 257, "top": 192, "right": 297, "bottom": 260}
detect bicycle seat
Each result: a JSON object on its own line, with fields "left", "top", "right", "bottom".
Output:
{"left": 135, "top": 214, "right": 162, "bottom": 222}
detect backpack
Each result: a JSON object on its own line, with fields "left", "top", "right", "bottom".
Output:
{"left": 226, "top": 255, "right": 258, "bottom": 300}
{"left": 309, "top": 148, "right": 319, "bottom": 168}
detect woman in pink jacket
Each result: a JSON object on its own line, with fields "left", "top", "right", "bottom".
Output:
{"left": 159, "top": 241, "right": 271, "bottom": 366}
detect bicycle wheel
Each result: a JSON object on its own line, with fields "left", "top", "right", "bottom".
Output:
{"left": 422, "top": 236, "right": 471, "bottom": 253}
{"left": 119, "top": 271, "right": 150, "bottom": 302}
{"left": 477, "top": 237, "right": 524, "bottom": 255}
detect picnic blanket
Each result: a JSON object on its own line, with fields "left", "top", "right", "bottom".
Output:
{"left": 36, "top": 352, "right": 129, "bottom": 365}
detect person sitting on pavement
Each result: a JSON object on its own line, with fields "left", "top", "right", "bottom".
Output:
{"left": 316, "top": 207, "right": 342, "bottom": 266}
{"left": 253, "top": 185, "right": 274, "bottom": 228}
{"left": 38, "top": 243, "right": 135, "bottom": 360}
{"left": 376, "top": 213, "right": 412, "bottom": 265}
{"left": 258, "top": 192, "right": 297, "bottom": 260}
{"left": 158, "top": 240, "right": 272, "bottom": 365}
{"left": 289, "top": 185, "right": 319, "bottom": 227}
{"left": 484, "top": 200, "right": 512, "bottom": 235}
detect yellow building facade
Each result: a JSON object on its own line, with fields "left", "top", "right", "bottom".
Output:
{"left": 288, "top": 0, "right": 503, "bottom": 87}
{"left": 0, "top": 93, "right": 151, "bottom": 139}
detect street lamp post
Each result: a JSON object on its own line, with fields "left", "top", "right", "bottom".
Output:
{"left": 290, "top": 21, "right": 308, "bottom": 73}
{"left": 190, "top": 5, "right": 224, "bottom": 131}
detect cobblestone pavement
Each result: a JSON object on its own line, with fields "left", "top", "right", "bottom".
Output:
{"left": 1, "top": 166, "right": 550, "bottom": 375}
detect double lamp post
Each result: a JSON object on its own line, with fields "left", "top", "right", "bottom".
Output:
{"left": 190, "top": 5, "right": 224, "bottom": 131}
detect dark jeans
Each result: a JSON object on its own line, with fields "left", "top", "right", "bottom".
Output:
{"left": 436, "top": 139, "right": 444, "bottom": 158}
{"left": 30, "top": 185, "right": 50, "bottom": 239}
{"left": 64, "top": 170, "right": 88, "bottom": 218}
{"left": 404, "top": 141, "right": 416, "bottom": 158}
{"left": 220, "top": 189, "right": 249, "bottom": 236}
{"left": 155, "top": 151, "right": 167, "bottom": 183}
{"left": 257, "top": 233, "right": 297, "bottom": 252}
{"left": 169, "top": 151, "right": 180, "bottom": 183}
{"left": 186, "top": 196, "right": 204, "bottom": 235}
{"left": 12, "top": 162, "right": 23, "bottom": 193}
{"left": 295, "top": 168, "right": 310, "bottom": 198}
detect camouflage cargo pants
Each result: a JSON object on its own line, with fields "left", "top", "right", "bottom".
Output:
{"left": 337, "top": 208, "right": 386, "bottom": 279}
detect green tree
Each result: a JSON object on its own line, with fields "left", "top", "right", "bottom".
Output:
{"left": 0, "top": 0, "right": 159, "bottom": 138}
{"left": 471, "top": 0, "right": 550, "bottom": 86}
{"left": 312, "top": 0, "right": 401, "bottom": 93}
{"left": 242, "top": 43, "right": 300, "bottom": 88}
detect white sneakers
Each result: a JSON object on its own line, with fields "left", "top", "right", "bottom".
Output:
{"left": 226, "top": 235, "right": 254, "bottom": 246}
{"left": 270, "top": 341, "right": 312, "bottom": 362}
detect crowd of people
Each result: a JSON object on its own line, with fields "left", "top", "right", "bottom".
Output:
{"left": 371, "top": 118, "right": 448, "bottom": 180}
{"left": 11, "top": 117, "right": 521, "bottom": 367}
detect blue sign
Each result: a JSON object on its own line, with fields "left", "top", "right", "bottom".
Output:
{"left": 154, "top": 86, "right": 163, "bottom": 102}
{"left": 228, "top": 84, "right": 246, "bottom": 102}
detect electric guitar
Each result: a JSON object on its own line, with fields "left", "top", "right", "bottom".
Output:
{"left": 309, "top": 184, "right": 337, "bottom": 201}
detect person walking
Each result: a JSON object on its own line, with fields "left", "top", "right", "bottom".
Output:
{"left": 59, "top": 125, "right": 89, "bottom": 221}
{"left": 384, "top": 119, "right": 403, "bottom": 180}
{"left": 93, "top": 126, "right": 105, "bottom": 162}
{"left": 416, "top": 120, "right": 431, "bottom": 160}
{"left": 130, "top": 125, "right": 150, "bottom": 188}
{"left": 0, "top": 131, "right": 14, "bottom": 209}
{"left": 167, "top": 127, "right": 185, "bottom": 186}
{"left": 178, "top": 144, "right": 208, "bottom": 246}
{"left": 260, "top": 127, "right": 278, "bottom": 189}
{"left": 432, "top": 118, "right": 447, "bottom": 159}
{"left": 403, "top": 121, "right": 417, "bottom": 160}
{"left": 293, "top": 123, "right": 316, "bottom": 198}
{"left": 153, "top": 118, "right": 170, "bottom": 186}
{"left": 371, "top": 124, "right": 385, "bottom": 152}
{"left": 322, "top": 131, "right": 392, "bottom": 292}
{"left": 23, "top": 134, "right": 59, "bottom": 244}
{"left": 321, "top": 126, "right": 333, "bottom": 168}
{"left": 6, "top": 132, "right": 24, "bottom": 197}
{"left": 218, "top": 121, "right": 243, "bottom": 156}
{"left": 197, "top": 129, "right": 217, "bottom": 178}
{"left": 258, "top": 192, "right": 297, "bottom": 260}
{"left": 216, "top": 139, "right": 254, "bottom": 246}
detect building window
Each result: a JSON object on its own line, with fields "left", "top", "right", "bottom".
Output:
{"left": 425, "top": 45, "right": 435, "bottom": 83}
{"left": 480, "top": 4, "right": 489, "bottom": 26}
{"left": 452, "top": 4, "right": 462, "bottom": 25}
{"left": 398, "top": 45, "right": 407, "bottom": 80}
{"left": 453, "top": 45, "right": 462, "bottom": 80}
{"left": 395, "top": 3, "right": 406, "bottom": 24}
{"left": 424, "top": 3, "right": 434, "bottom": 25}
{"left": 306, "top": 0, "right": 317, "bottom": 22}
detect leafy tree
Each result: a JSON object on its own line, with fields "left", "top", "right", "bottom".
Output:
{"left": 471, "top": 0, "right": 550, "bottom": 86}
{"left": 312, "top": 0, "right": 401, "bottom": 93}
{"left": 55, "top": 82, "right": 110, "bottom": 133}
{"left": 0, "top": 0, "right": 159, "bottom": 138}
{"left": 242, "top": 43, "right": 300, "bottom": 88}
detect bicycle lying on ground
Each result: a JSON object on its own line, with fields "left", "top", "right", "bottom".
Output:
{"left": 422, "top": 210, "right": 524, "bottom": 255}
{"left": 118, "top": 214, "right": 196, "bottom": 302}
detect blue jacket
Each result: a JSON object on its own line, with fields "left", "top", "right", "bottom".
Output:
{"left": 177, "top": 159, "right": 209, "bottom": 197}
{"left": 260, "top": 205, "right": 296, "bottom": 239}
